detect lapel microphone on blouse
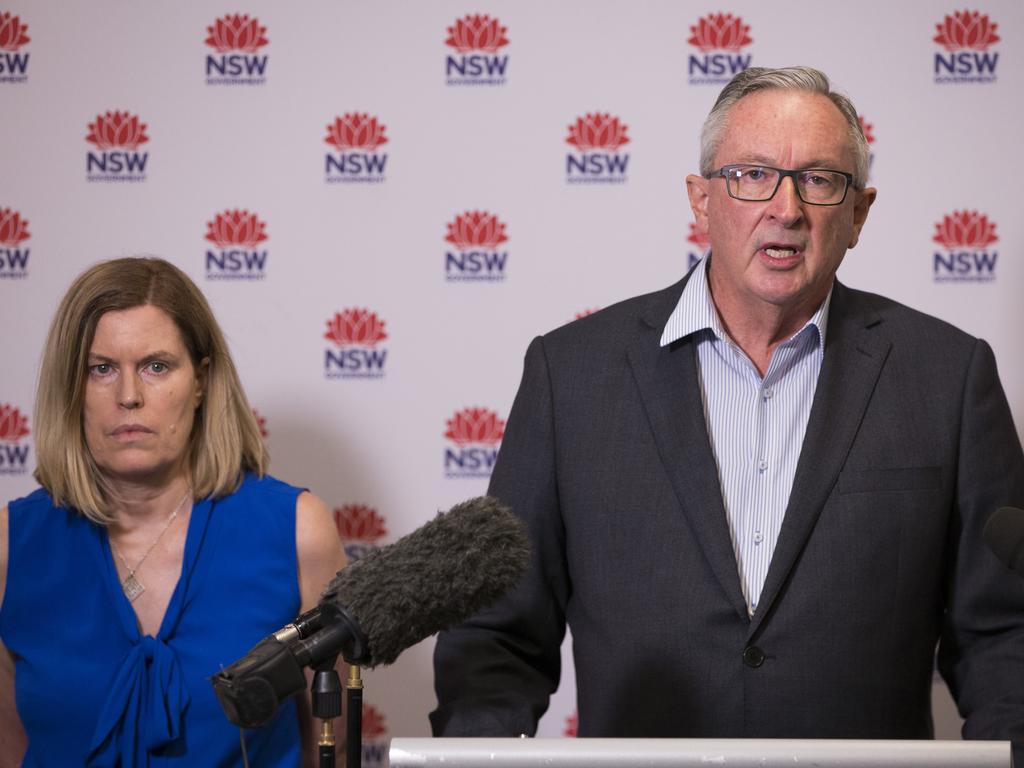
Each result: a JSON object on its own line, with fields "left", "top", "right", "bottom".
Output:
{"left": 210, "top": 495, "right": 530, "bottom": 729}
{"left": 983, "top": 506, "right": 1024, "bottom": 576}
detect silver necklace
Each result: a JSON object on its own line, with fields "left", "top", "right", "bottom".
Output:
{"left": 110, "top": 488, "right": 191, "bottom": 602}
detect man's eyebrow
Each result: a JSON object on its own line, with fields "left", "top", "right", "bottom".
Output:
{"left": 732, "top": 155, "right": 844, "bottom": 169}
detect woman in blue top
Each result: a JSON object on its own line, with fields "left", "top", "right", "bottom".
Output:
{"left": 0, "top": 257, "right": 345, "bottom": 767}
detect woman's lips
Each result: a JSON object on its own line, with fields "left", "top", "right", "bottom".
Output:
{"left": 111, "top": 424, "right": 154, "bottom": 439}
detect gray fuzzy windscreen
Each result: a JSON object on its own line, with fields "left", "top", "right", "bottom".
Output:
{"left": 321, "top": 496, "right": 530, "bottom": 667}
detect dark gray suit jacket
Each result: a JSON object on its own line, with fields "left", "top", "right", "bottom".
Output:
{"left": 432, "top": 275, "right": 1024, "bottom": 752}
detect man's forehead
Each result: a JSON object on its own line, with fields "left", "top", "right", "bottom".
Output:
{"left": 716, "top": 89, "right": 854, "bottom": 165}
{"left": 726, "top": 89, "right": 845, "bottom": 128}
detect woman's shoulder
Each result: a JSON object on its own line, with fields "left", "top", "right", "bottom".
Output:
{"left": 3, "top": 489, "right": 90, "bottom": 616}
{"left": 234, "top": 472, "right": 307, "bottom": 500}
{"left": 6, "top": 488, "right": 81, "bottom": 536}
{"left": 213, "top": 474, "right": 309, "bottom": 536}
{"left": 7, "top": 487, "right": 58, "bottom": 514}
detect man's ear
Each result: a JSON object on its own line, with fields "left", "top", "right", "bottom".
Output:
{"left": 686, "top": 174, "right": 710, "bottom": 235}
{"left": 848, "top": 187, "right": 876, "bottom": 249}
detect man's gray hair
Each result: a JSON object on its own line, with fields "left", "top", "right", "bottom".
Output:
{"left": 699, "top": 66, "right": 870, "bottom": 188}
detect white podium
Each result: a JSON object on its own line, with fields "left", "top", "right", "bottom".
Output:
{"left": 389, "top": 737, "right": 1011, "bottom": 768}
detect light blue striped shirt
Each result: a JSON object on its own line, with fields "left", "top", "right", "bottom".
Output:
{"left": 660, "top": 256, "right": 831, "bottom": 615}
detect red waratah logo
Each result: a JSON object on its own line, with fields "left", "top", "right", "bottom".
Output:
{"left": 933, "top": 210, "right": 998, "bottom": 250}
{"left": 934, "top": 10, "right": 1000, "bottom": 52}
{"left": 205, "top": 14, "right": 268, "bottom": 53}
{"left": 687, "top": 222, "right": 710, "bottom": 250}
{"left": 445, "top": 14, "right": 509, "bottom": 53}
{"left": 0, "top": 12, "right": 29, "bottom": 51}
{"left": 574, "top": 308, "right": 600, "bottom": 320}
{"left": 0, "top": 209, "right": 29, "bottom": 246}
{"left": 445, "top": 408, "right": 505, "bottom": 446}
{"left": 362, "top": 704, "right": 387, "bottom": 739}
{"left": 335, "top": 504, "right": 388, "bottom": 542}
{"left": 858, "top": 116, "right": 875, "bottom": 145}
{"left": 205, "top": 210, "right": 268, "bottom": 249}
{"left": 566, "top": 114, "right": 630, "bottom": 152}
{"left": 564, "top": 712, "right": 578, "bottom": 737}
{"left": 445, "top": 211, "right": 508, "bottom": 250}
{"left": 688, "top": 13, "right": 753, "bottom": 52}
{"left": 252, "top": 408, "right": 268, "bottom": 439}
{"left": 86, "top": 111, "right": 149, "bottom": 150}
{"left": 324, "top": 309, "right": 388, "bottom": 347}
{"left": 325, "top": 114, "right": 388, "bottom": 151}
{"left": 0, "top": 404, "right": 29, "bottom": 442}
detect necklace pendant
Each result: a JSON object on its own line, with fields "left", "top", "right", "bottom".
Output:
{"left": 122, "top": 573, "right": 145, "bottom": 602}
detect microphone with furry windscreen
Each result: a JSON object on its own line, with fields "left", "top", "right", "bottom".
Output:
{"left": 211, "top": 496, "right": 530, "bottom": 728}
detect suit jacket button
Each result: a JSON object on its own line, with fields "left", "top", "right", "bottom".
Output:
{"left": 742, "top": 645, "right": 766, "bottom": 668}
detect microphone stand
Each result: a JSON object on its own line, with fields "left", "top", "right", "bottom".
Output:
{"left": 312, "top": 657, "right": 342, "bottom": 768}
{"left": 347, "top": 665, "right": 363, "bottom": 768}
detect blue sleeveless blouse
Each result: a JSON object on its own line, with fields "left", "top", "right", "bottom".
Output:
{"left": 1, "top": 473, "right": 304, "bottom": 767}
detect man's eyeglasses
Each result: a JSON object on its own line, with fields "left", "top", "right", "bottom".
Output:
{"left": 707, "top": 164, "right": 855, "bottom": 206}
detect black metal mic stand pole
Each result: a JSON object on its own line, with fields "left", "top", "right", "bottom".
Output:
{"left": 347, "top": 665, "right": 363, "bottom": 768}
{"left": 312, "top": 656, "right": 342, "bottom": 768}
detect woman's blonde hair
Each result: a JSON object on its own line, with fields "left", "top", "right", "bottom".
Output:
{"left": 33, "top": 257, "right": 268, "bottom": 524}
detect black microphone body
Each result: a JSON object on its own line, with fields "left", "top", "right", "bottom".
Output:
{"left": 211, "top": 496, "right": 529, "bottom": 728}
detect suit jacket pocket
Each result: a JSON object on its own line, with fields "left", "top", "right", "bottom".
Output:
{"left": 838, "top": 466, "right": 942, "bottom": 495}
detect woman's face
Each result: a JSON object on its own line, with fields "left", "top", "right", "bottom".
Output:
{"left": 83, "top": 305, "right": 205, "bottom": 486}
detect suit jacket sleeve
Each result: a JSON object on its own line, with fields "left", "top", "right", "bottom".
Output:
{"left": 431, "top": 336, "right": 568, "bottom": 736}
{"left": 937, "top": 338, "right": 1024, "bottom": 760}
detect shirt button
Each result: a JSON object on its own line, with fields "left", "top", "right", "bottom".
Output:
{"left": 762, "top": 387, "right": 774, "bottom": 400}
{"left": 742, "top": 646, "right": 766, "bottom": 668}
{"left": 753, "top": 531, "right": 763, "bottom": 545}
{"left": 757, "top": 459, "right": 768, "bottom": 472}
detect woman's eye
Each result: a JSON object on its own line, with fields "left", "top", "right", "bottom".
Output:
{"left": 148, "top": 361, "right": 168, "bottom": 374}
{"left": 91, "top": 363, "right": 111, "bottom": 376}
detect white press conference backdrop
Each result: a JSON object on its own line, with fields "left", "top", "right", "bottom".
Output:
{"left": 1, "top": 1, "right": 1022, "bottom": 760}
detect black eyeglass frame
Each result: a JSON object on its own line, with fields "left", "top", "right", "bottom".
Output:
{"left": 707, "top": 164, "right": 857, "bottom": 206}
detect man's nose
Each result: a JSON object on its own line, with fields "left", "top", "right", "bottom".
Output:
{"left": 766, "top": 175, "right": 805, "bottom": 225}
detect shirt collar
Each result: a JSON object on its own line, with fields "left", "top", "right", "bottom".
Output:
{"left": 660, "top": 254, "right": 832, "bottom": 352}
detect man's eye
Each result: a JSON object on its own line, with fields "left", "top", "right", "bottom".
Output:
{"left": 804, "top": 171, "right": 840, "bottom": 188}
{"left": 742, "top": 167, "right": 766, "bottom": 181}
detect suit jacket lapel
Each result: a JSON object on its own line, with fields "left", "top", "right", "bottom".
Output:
{"left": 627, "top": 282, "right": 749, "bottom": 620}
{"left": 749, "top": 282, "right": 892, "bottom": 636}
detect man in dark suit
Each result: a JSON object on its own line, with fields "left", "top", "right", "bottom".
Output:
{"left": 431, "top": 66, "right": 1024, "bottom": 753}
